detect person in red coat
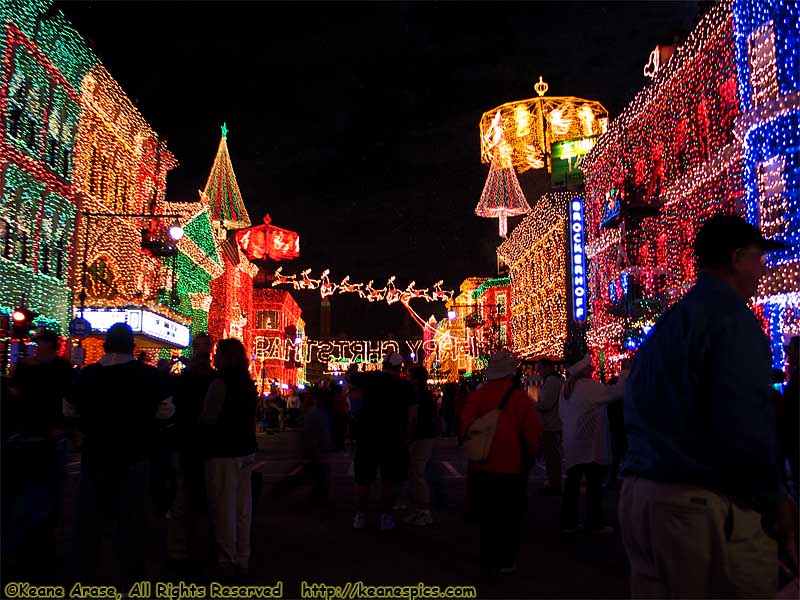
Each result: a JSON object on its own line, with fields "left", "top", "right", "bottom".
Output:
{"left": 461, "top": 349, "right": 543, "bottom": 577}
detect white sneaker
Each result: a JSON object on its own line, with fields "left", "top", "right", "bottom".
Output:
{"left": 353, "top": 512, "right": 367, "bottom": 530}
{"left": 392, "top": 501, "right": 408, "bottom": 511}
{"left": 379, "top": 512, "right": 396, "bottom": 531}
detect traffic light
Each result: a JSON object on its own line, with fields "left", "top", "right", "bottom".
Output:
{"left": 10, "top": 306, "right": 37, "bottom": 340}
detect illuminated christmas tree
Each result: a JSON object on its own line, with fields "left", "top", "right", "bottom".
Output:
{"left": 201, "top": 123, "right": 251, "bottom": 231}
{"left": 475, "top": 112, "right": 530, "bottom": 237}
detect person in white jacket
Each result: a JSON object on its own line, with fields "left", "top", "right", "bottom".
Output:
{"left": 559, "top": 353, "right": 628, "bottom": 535}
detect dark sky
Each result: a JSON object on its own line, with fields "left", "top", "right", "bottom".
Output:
{"left": 57, "top": 0, "right": 700, "bottom": 339}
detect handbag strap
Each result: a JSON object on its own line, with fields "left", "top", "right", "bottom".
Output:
{"left": 498, "top": 380, "right": 518, "bottom": 411}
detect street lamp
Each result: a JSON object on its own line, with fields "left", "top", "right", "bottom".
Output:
{"left": 168, "top": 220, "right": 185, "bottom": 241}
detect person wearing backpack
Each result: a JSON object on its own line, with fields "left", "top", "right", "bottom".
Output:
{"left": 460, "top": 349, "right": 543, "bottom": 577}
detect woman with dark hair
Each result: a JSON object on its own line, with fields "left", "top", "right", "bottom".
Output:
{"left": 200, "top": 338, "right": 258, "bottom": 578}
{"left": 403, "top": 366, "right": 439, "bottom": 526}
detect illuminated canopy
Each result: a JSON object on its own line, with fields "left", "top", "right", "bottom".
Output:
{"left": 479, "top": 76, "right": 609, "bottom": 173}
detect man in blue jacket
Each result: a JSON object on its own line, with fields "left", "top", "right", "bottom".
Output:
{"left": 619, "top": 213, "right": 798, "bottom": 598}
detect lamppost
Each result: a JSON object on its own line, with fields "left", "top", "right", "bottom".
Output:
{"left": 77, "top": 210, "right": 184, "bottom": 316}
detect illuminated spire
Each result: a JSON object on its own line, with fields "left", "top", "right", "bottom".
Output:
{"left": 201, "top": 125, "right": 251, "bottom": 230}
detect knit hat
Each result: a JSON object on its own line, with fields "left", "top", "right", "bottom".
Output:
{"left": 485, "top": 348, "right": 518, "bottom": 380}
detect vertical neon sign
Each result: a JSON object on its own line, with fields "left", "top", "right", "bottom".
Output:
{"left": 570, "top": 198, "right": 587, "bottom": 322}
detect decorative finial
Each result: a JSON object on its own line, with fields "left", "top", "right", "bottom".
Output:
{"left": 221, "top": 122, "right": 229, "bottom": 139}
{"left": 534, "top": 76, "right": 548, "bottom": 97}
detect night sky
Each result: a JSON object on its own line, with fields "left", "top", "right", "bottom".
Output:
{"left": 57, "top": 1, "right": 701, "bottom": 339}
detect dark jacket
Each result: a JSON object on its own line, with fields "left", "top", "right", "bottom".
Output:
{"left": 70, "top": 359, "right": 163, "bottom": 468}
{"left": 201, "top": 371, "right": 258, "bottom": 458}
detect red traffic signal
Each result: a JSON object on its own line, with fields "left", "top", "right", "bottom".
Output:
{"left": 10, "top": 306, "right": 37, "bottom": 340}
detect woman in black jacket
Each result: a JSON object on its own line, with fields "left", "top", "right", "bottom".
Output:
{"left": 200, "top": 338, "right": 258, "bottom": 577}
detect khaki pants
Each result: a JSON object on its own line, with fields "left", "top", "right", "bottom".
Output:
{"left": 619, "top": 477, "right": 777, "bottom": 599}
{"left": 206, "top": 454, "right": 255, "bottom": 571}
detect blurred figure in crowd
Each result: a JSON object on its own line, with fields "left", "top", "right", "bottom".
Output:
{"left": 404, "top": 366, "right": 438, "bottom": 526}
{"left": 559, "top": 354, "right": 628, "bottom": 535}
{"left": 783, "top": 336, "right": 799, "bottom": 497}
{"left": 536, "top": 358, "right": 563, "bottom": 495}
{"left": 350, "top": 352, "right": 415, "bottom": 531}
{"left": 271, "top": 388, "right": 331, "bottom": 505}
{"left": 167, "top": 333, "right": 215, "bottom": 572}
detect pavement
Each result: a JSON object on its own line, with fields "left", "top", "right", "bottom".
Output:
{"left": 3, "top": 432, "right": 631, "bottom": 599}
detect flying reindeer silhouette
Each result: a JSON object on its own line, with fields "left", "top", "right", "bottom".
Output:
{"left": 364, "top": 280, "right": 386, "bottom": 302}
{"left": 272, "top": 266, "right": 297, "bottom": 287}
{"left": 319, "top": 269, "right": 338, "bottom": 298}
{"left": 294, "top": 269, "right": 320, "bottom": 290}
{"left": 384, "top": 276, "right": 401, "bottom": 305}
{"left": 400, "top": 281, "right": 430, "bottom": 303}
{"left": 431, "top": 280, "right": 454, "bottom": 302}
{"left": 338, "top": 275, "right": 364, "bottom": 296}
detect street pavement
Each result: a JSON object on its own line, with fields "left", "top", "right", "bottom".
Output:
{"left": 8, "top": 432, "right": 631, "bottom": 599}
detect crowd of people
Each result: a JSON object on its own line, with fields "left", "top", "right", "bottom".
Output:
{"left": 1, "top": 213, "right": 798, "bottom": 597}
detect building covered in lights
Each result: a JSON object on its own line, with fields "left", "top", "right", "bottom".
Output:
{"left": 472, "top": 276, "right": 511, "bottom": 355}
{"left": 430, "top": 277, "right": 487, "bottom": 379}
{"left": 71, "top": 62, "right": 192, "bottom": 363}
{"left": 497, "top": 192, "right": 577, "bottom": 362}
{"left": 733, "top": 0, "right": 800, "bottom": 369}
{"left": 581, "top": 0, "right": 799, "bottom": 376}
{"left": 0, "top": 0, "right": 96, "bottom": 370}
{"left": 252, "top": 288, "right": 305, "bottom": 392}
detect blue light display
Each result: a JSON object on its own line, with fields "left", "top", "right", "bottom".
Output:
{"left": 733, "top": 0, "right": 800, "bottom": 370}
{"left": 570, "top": 198, "right": 587, "bottom": 322}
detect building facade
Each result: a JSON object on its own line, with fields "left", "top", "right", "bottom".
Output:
{"left": 472, "top": 276, "right": 511, "bottom": 356}
{"left": 0, "top": 0, "right": 96, "bottom": 369}
{"left": 733, "top": 0, "right": 800, "bottom": 369}
{"left": 252, "top": 288, "right": 304, "bottom": 391}
{"left": 71, "top": 64, "right": 189, "bottom": 363}
{"left": 581, "top": 1, "right": 744, "bottom": 377}
{"left": 498, "top": 192, "right": 574, "bottom": 361}
{"left": 581, "top": 0, "right": 799, "bottom": 375}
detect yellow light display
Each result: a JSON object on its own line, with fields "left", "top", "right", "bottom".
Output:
{"left": 497, "top": 192, "right": 571, "bottom": 360}
{"left": 71, "top": 64, "right": 180, "bottom": 320}
{"left": 479, "top": 77, "right": 608, "bottom": 173}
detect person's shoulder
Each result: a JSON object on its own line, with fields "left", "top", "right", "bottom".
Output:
{"left": 543, "top": 375, "right": 563, "bottom": 389}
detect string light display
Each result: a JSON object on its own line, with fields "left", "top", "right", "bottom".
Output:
{"left": 270, "top": 268, "right": 455, "bottom": 304}
{"left": 733, "top": 0, "right": 800, "bottom": 369}
{"left": 580, "top": 0, "right": 743, "bottom": 375}
{"left": 0, "top": 2, "right": 96, "bottom": 350}
{"left": 202, "top": 127, "right": 256, "bottom": 355}
{"left": 252, "top": 288, "right": 304, "bottom": 390}
{"left": 497, "top": 192, "right": 571, "bottom": 360}
{"left": 475, "top": 111, "right": 531, "bottom": 237}
{"left": 479, "top": 76, "right": 608, "bottom": 174}
{"left": 71, "top": 63, "right": 183, "bottom": 339}
{"left": 471, "top": 276, "right": 511, "bottom": 357}
{"left": 201, "top": 123, "right": 250, "bottom": 230}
